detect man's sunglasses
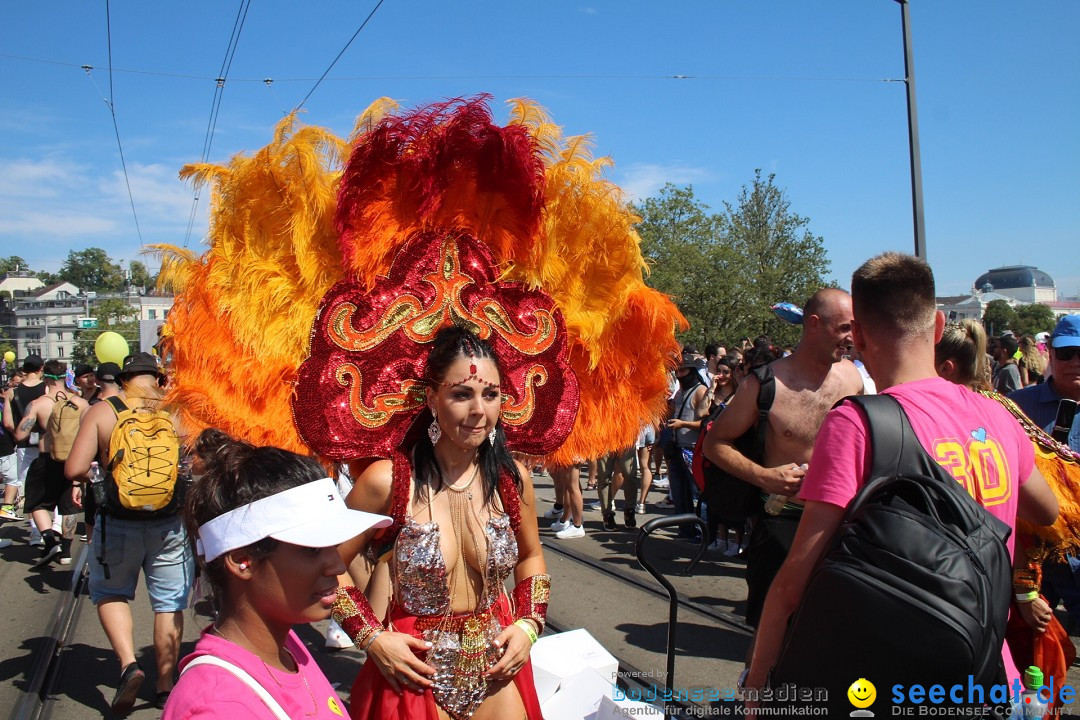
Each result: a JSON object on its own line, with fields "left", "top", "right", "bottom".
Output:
{"left": 1055, "top": 346, "right": 1080, "bottom": 362}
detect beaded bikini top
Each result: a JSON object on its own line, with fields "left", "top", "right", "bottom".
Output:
{"left": 395, "top": 514, "right": 518, "bottom": 616}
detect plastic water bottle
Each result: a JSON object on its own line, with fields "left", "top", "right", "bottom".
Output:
{"left": 89, "top": 461, "right": 107, "bottom": 506}
{"left": 1011, "top": 666, "right": 1049, "bottom": 719}
{"left": 765, "top": 464, "right": 807, "bottom": 515}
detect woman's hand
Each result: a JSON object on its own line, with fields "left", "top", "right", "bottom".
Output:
{"left": 1017, "top": 596, "right": 1053, "bottom": 634}
{"left": 486, "top": 622, "right": 534, "bottom": 682}
{"left": 667, "top": 419, "right": 685, "bottom": 430}
{"left": 365, "top": 631, "right": 436, "bottom": 694}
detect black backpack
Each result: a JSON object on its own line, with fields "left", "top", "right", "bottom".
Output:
{"left": 771, "top": 394, "right": 1010, "bottom": 712}
{"left": 700, "top": 365, "right": 774, "bottom": 524}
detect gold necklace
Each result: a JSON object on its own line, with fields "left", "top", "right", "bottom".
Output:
{"left": 445, "top": 464, "right": 480, "bottom": 495}
{"left": 212, "top": 622, "right": 319, "bottom": 717}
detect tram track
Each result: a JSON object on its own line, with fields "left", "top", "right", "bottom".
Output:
{"left": 11, "top": 545, "right": 91, "bottom": 720}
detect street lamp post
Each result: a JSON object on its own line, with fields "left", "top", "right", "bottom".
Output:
{"left": 895, "top": 0, "right": 926, "bottom": 259}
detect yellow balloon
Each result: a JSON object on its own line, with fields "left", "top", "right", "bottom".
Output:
{"left": 3, "top": 351, "right": 14, "bottom": 364}
{"left": 95, "top": 331, "right": 130, "bottom": 365}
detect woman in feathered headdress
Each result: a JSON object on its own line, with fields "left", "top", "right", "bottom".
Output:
{"left": 159, "top": 96, "right": 685, "bottom": 719}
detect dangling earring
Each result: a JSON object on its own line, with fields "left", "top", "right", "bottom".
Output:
{"left": 428, "top": 410, "right": 442, "bottom": 444}
{"left": 488, "top": 426, "right": 497, "bottom": 445}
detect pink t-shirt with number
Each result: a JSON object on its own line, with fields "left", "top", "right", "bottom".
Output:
{"left": 799, "top": 375, "right": 1035, "bottom": 684}
{"left": 163, "top": 629, "right": 348, "bottom": 720}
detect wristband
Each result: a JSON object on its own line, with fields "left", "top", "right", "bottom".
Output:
{"left": 361, "top": 628, "right": 384, "bottom": 651}
{"left": 1015, "top": 591, "right": 1039, "bottom": 603}
{"left": 514, "top": 619, "right": 538, "bottom": 644}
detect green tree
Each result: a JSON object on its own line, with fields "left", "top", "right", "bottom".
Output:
{"left": 983, "top": 299, "right": 1017, "bottom": 337}
{"left": 57, "top": 247, "right": 126, "bottom": 292}
{"left": 634, "top": 184, "right": 733, "bottom": 344}
{"left": 129, "top": 261, "right": 156, "bottom": 291}
{"left": 1014, "top": 303, "right": 1056, "bottom": 338}
{"left": 721, "top": 170, "right": 830, "bottom": 347}
{"left": 71, "top": 298, "right": 140, "bottom": 367}
{"left": 0, "top": 256, "right": 30, "bottom": 274}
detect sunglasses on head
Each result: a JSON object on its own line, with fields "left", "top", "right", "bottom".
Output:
{"left": 1055, "top": 346, "right": 1080, "bottom": 362}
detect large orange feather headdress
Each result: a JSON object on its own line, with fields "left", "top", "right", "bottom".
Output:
{"left": 157, "top": 96, "right": 685, "bottom": 466}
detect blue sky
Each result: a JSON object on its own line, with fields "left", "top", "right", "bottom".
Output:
{"left": 2, "top": 1, "right": 1077, "bottom": 297}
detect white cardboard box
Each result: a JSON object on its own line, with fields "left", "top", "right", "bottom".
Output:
{"left": 530, "top": 628, "right": 619, "bottom": 704}
{"left": 539, "top": 666, "right": 614, "bottom": 720}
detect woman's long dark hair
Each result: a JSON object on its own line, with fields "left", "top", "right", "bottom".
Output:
{"left": 413, "top": 326, "right": 522, "bottom": 508}
{"left": 184, "top": 429, "right": 327, "bottom": 609}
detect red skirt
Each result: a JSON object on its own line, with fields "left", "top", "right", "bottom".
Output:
{"left": 348, "top": 595, "right": 544, "bottom": 720}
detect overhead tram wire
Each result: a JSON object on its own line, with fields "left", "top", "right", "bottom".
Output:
{"left": 184, "top": 0, "right": 253, "bottom": 248}
{"left": 9, "top": 55, "right": 902, "bottom": 85}
{"left": 92, "top": 0, "right": 145, "bottom": 259}
{"left": 292, "top": 0, "right": 388, "bottom": 112}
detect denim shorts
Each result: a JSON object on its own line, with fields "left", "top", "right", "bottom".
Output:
{"left": 636, "top": 425, "right": 657, "bottom": 449}
{"left": 89, "top": 514, "right": 195, "bottom": 612}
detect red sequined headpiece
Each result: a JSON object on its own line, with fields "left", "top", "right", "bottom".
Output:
{"left": 291, "top": 231, "right": 580, "bottom": 460}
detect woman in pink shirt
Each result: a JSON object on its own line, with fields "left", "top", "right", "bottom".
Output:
{"left": 162, "top": 430, "right": 391, "bottom": 719}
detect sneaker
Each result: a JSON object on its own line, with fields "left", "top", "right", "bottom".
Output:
{"left": 707, "top": 537, "right": 725, "bottom": 552}
{"left": 543, "top": 504, "right": 565, "bottom": 519}
{"left": 555, "top": 523, "right": 585, "bottom": 539}
{"left": 0, "top": 505, "right": 22, "bottom": 520}
{"left": 723, "top": 539, "right": 741, "bottom": 557}
{"left": 585, "top": 500, "right": 602, "bottom": 511}
{"left": 652, "top": 474, "right": 670, "bottom": 490}
{"left": 33, "top": 533, "right": 61, "bottom": 568}
{"left": 325, "top": 619, "right": 353, "bottom": 649}
{"left": 550, "top": 518, "right": 571, "bottom": 533}
{"left": 602, "top": 511, "right": 617, "bottom": 531}
{"left": 29, "top": 536, "right": 44, "bottom": 548}
{"left": 635, "top": 503, "right": 646, "bottom": 515}
{"left": 57, "top": 539, "right": 72, "bottom": 565}
{"left": 655, "top": 498, "right": 675, "bottom": 509}
{"left": 623, "top": 510, "right": 637, "bottom": 529}
{"left": 111, "top": 662, "right": 145, "bottom": 714}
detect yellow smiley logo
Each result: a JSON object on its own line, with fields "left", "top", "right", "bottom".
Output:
{"left": 328, "top": 696, "right": 343, "bottom": 716}
{"left": 847, "top": 678, "right": 876, "bottom": 709}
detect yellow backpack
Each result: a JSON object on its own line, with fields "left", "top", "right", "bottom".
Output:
{"left": 105, "top": 396, "right": 180, "bottom": 514}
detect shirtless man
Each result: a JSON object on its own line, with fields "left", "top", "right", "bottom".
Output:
{"left": 12, "top": 359, "right": 89, "bottom": 566}
{"left": 701, "top": 288, "right": 864, "bottom": 628}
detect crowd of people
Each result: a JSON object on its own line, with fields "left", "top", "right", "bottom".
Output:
{"left": 1, "top": 255, "right": 1079, "bottom": 717}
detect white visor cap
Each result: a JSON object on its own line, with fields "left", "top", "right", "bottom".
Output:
{"left": 197, "top": 477, "right": 392, "bottom": 563}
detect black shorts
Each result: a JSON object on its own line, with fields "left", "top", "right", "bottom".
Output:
{"left": 24, "top": 455, "right": 78, "bottom": 515}
{"left": 743, "top": 510, "right": 802, "bottom": 627}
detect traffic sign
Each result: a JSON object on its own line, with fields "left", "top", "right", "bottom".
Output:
{"left": 77, "top": 318, "right": 98, "bottom": 329}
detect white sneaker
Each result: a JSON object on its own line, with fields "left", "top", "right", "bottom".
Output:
{"left": 723, "top": 540, "right": 741, "bottom": 557}
{"left": 550, "top": 518, "right": 570, "bottom": 532}
{"left": 325, "top": 619, "right": 354, "bottom": 649}
{"left": 543, "top": 506, "right": 565, "bottom": 519}
{"left": 652, "top": 474, "right": 670, "bottom": 490}
{"left": 635, "top": 503, "right": 646, "bottom": 515}
{"left": 707, "top": 538, "right": 725, "bottom": 552}
{"left": 30, "top": 537, "right": 44, "bottom": 548}
{"left": 555, "top": 524, "right": 585, "bottom": 539}
{"left": 585, "top": 500, "right": 601, "bottom": 511}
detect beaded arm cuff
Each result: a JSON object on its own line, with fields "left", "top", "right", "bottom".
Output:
{"left": 511, "top": 574, "right": 551, "bottom": 633}
{"left": 332, "top": 585, "right": 383, "bottom": 648}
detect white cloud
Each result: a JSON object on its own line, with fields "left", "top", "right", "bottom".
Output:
{"left": 616, "top": 163, "right": 713, "bottom": 201}
{"left": 0, "top": 154, "right": 205, "bottom": 269}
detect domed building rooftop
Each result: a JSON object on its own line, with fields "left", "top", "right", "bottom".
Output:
{"left": 974, "top": 265, "right": 1054, "bottom": 292}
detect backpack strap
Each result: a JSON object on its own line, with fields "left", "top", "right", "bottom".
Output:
{"left": 750, "top": 364, "right": 776, "bottom": 462}
{"left": 844, "top": 394, "right": 944, "bottom": 482}
{"left": 105, "top": 395, "right": 128, "bottom": 416}
{"left": 181, "top": 655, "right": 291, "bottom": 720}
